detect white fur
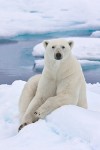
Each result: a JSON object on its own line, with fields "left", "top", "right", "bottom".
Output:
{"left": 19, "top": 39, "right": 87, "bottom": 126}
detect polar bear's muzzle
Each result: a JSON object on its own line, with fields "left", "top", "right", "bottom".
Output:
{"left": 55, "top": 52, "right": 62, "bottom": 60}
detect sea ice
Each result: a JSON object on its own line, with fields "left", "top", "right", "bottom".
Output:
{"left": 0, "top": 80, "right": 100, "bottom": 150}
{"left": 0, "top": 0, "right": 100, "bottom": 37}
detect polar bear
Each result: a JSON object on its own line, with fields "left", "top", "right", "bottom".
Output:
{"left": 18, "top": 39, "right": 87, "bottom": 131}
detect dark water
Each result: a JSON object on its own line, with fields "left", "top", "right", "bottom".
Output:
{"left": 0, "top": 29, "right": 100, "bottom": 84}
{"left": 0, "top": 39, "right": 39, "bottom": 84}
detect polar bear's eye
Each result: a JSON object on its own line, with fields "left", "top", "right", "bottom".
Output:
{"left": 52, "top": 46, "right": 55, "bottom": 49}
{"left": 61, "top": 46, "right": 65, "bottom": 49}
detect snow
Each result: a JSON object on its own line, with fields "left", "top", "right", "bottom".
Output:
{"left": 34, "top": 59, "right": 44, "bottom": 71}
{"left": 91, "top": 31, "right": 100, "bottom": 38}
{"left": 0, "top": 0, "right": 100, "bottom": 37}
{"left": 0, "top": 80, "right": 100, "bottom": 150}
{"left": 32, "top": 37, "right": 100, "bottom": 69}
{"left": 0, "top": 81, "right": 25, "bottom": 140}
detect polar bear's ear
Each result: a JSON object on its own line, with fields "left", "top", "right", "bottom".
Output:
{"left": 43, "top": 40, "right": 49, "bottom": 48}
{"left": 68, "top": 41, "right": 74, "bottom": 49}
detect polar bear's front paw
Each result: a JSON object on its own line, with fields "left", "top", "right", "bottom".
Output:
{"left": 34, "top": 111, "right": 40, "bottom": 118}
{"left": 18, "top": 123, "right": 27, "bottom": 132}
{"left": 34, "top": 109, "right": 46, "bottom": 119}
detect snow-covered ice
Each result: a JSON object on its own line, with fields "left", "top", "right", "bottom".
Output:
{"left": 91, "top": 31, "right": 100, "bottom": 38}
{"left": 0, "top": 80, "right": 100, "bottom": 150}
{"left": 0, "top": 0, "right": 100, "bottom": 37}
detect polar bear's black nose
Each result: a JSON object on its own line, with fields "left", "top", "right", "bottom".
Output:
{"left": 55, "top": 53, "right": 62, "bottom": 60}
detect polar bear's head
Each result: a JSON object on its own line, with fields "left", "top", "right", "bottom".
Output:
{"left": 43, "top": 39, "right": 74, "bottom": 60}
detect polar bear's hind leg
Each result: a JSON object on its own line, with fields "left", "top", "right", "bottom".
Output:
{"left": 77, "top": 83, "right": 87, "bottom": 109}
